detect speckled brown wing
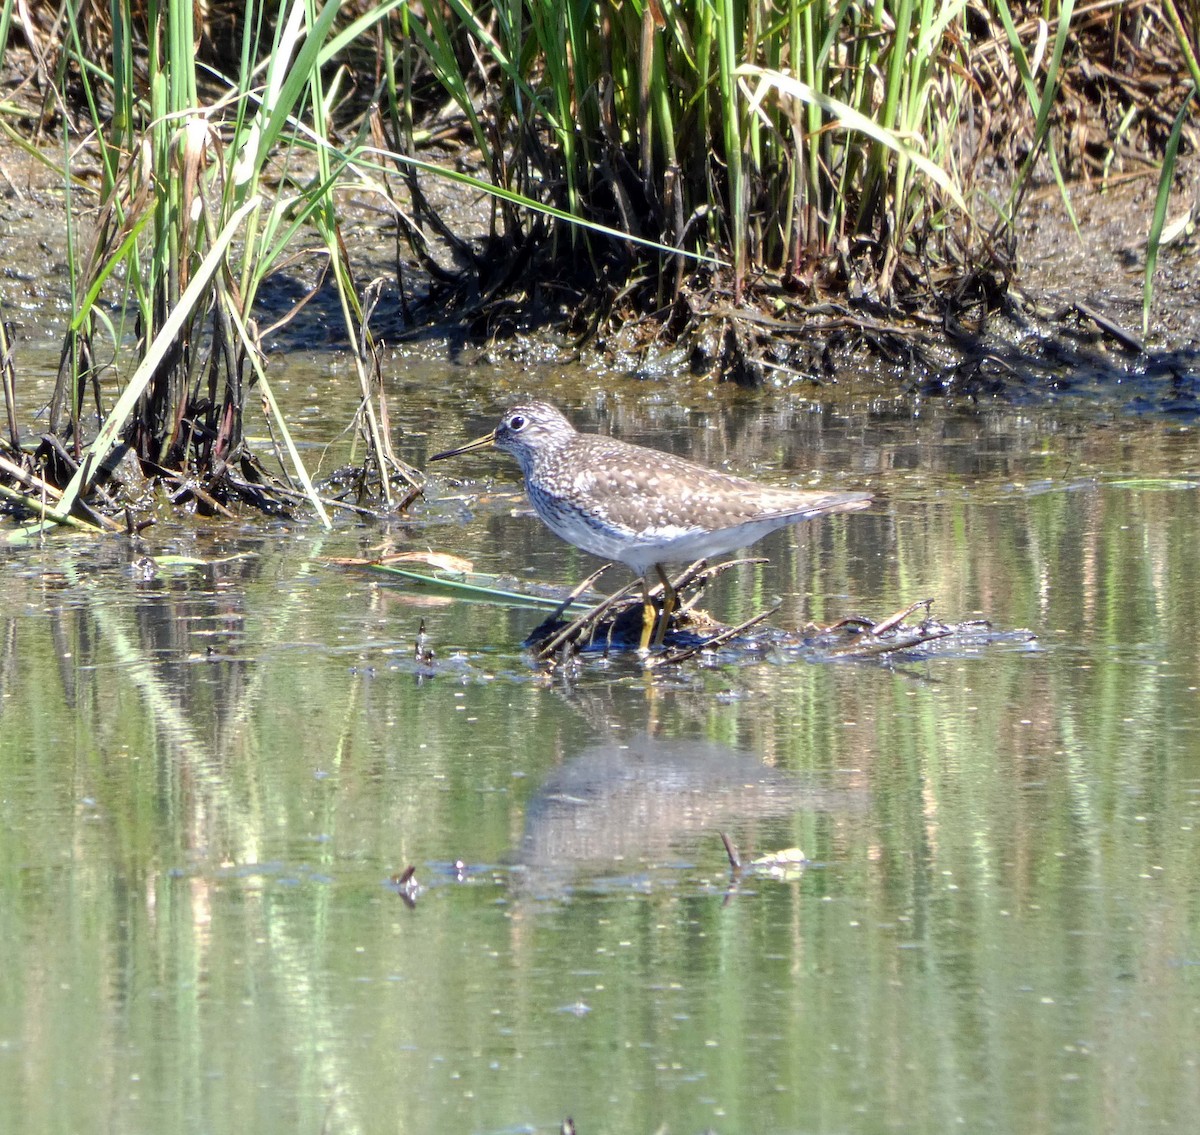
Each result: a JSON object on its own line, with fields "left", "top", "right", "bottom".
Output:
{"left": 543, "top": 435, "right": 866, "bottom": 537}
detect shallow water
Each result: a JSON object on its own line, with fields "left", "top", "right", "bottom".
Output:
{"left": 2, "top": 349, "right": 1199, "bottom": 1135}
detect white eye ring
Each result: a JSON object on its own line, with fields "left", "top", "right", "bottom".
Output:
{"left": 508, "top": 414, "right": 527, "bottom": 431}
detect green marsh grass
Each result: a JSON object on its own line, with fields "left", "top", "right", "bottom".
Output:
{"left": 34, "top": 0, "right": 419, "bottom": 531}
{"left": 383, "top": 0, "right": 983, "bottom": 310}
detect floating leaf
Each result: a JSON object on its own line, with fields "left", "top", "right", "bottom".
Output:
{"left": 330, "top": 558, "right": 596, "bottom": 611}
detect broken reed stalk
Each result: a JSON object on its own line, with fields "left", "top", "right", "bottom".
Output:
{"left": 0, "top": 451, "right": 122, "bottom": 535}
{"left": 0, "top": 482, "right": 101, "bottom": 536}
{"left": 1, "top": 313, "right": 18, "bottom": 451}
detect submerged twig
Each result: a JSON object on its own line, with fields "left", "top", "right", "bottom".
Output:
{"left": 526, "top": 564, "right": 614, "bottom": 650}
{"left": 388, "top": 865, "right": 423, "bottom": 909}
{"left": 719, "top": 831, "right": 743, "bottom": 871}
{"left": 865, "top": 598, "right": 934, "bottom": 638}
{"left": 527, "top": 558, "right": 780, "bottom": 661}
{"left": 647, "top": 601, "right": 781, "bottom": 667}
{"left": 532, "top": 577, "right": 642, "bottom": 661}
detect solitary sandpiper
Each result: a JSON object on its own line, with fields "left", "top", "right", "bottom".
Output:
{"left": 430, "top": 402, "right": 871, "bottom": 650}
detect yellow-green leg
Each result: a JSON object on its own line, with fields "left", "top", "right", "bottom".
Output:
{"left": 638, "top": 575, "right": 656, "bottom": 651}
{"left": 637, "top": 566, "right": 679, "bottom": 650}
{"left": 651, "top": 565, "right": 677, "bottom": 648}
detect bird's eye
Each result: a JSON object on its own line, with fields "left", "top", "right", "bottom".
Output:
{"left": 508, "top": 414, "right": 526, "bottom": 431}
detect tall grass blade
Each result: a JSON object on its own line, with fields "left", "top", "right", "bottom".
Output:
{"left": 1143, "top": 90, "right": 1194, "bottom": 338}
{"left": 223, "top": 285, "right": 332, "bottom": 528}
{"left": 737, "top": 65, "right": 966, "bottom": 212}
{"left": 994, "top": 0, "right": 1077, "bottom": 228}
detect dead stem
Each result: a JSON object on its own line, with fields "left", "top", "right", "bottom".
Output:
{"left": 647, "top": 602, "right": 781, "bottom": 667}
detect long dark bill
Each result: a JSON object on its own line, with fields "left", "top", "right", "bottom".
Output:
{"left": 429, "top": 429, "right": 497, "bottom": 461}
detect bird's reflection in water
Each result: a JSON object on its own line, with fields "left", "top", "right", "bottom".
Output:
{"left": 515, "top": 734, "right": 864, "bottom": 895}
